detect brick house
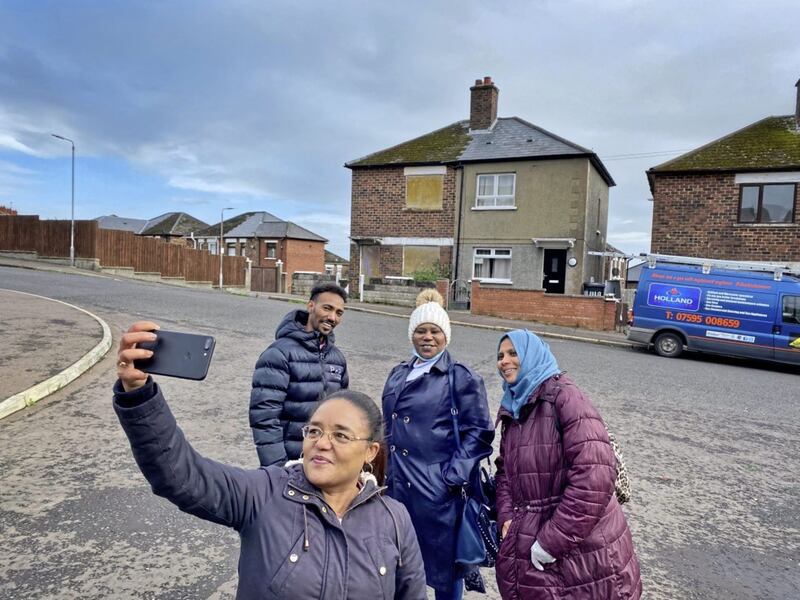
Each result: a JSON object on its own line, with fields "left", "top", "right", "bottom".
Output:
{"left": 195, "top": 211, "right": 326, "bottom": 292}
{"left": 648, "top": 78, "right": 800, "bottom": 263}
{"left": 346, "top": 77, "right": 615, "bottom": 296}
{"left": 0, "top": 205, "right": 18, "bottom": 216}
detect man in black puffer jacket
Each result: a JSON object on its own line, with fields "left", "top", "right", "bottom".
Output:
{"left": 250, "top": 283, "right": 349, "bottom": 466}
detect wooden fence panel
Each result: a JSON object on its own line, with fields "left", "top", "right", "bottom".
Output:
{"left": 223, "top": 254, "right": 245, "bottom": 286}
{"left": 0, "top": 215, "right": 40, "bottom": 251}
{"left": 0, "top": 215, "right": 246, "bottom": 286}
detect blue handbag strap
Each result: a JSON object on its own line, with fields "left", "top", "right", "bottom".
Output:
{"left": 447, "top": 366, "right": 464, "bottom": 454}
{"left": 448, "top": 365, "right": 494, "bottom": 476}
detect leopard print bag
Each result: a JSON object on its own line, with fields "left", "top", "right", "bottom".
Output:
{"left": 605, "top": 427, "right": 631, "bottom": 505}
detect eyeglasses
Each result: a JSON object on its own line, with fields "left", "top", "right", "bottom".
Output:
{"left": 301, "top": 425, "right": 371, "bottom": 446}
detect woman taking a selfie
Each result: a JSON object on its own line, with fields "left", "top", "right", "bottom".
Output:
{"left": 493, "top": 329, "right": 641, "bottom": 599}
{"left": 113, "top": 321, "right": 426, "bottom": 600}
{"left": 381, "top": 291, "right": 494, "bottom": 600}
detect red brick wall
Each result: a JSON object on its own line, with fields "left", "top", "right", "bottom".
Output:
{"left": 471, "top": 281, "right": 617, "bottom": 331}
{"left": 651, "top": 173, "right": 800, "bottom": 261}
{"left": 283, "top": 239, "right": 324, "bottom": 293}
{"left": 350, "top": 166, "right": 457, "bottom": 237}
{"left": 436, "top": 279, "right": 450, "bottom": 308}
{"left": 349, "top": 165, "right": 457, "bottom": 290}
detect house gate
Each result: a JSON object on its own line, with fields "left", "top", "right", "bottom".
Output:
{"left": 251, "top": 266, "right": 278, "bottom": 293}
{"left": 451, "top": 279, "right": 471, "bottom": 310}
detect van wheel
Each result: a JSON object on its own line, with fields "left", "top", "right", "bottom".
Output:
{"left": 654, "top": 332, "right": 683, "bottom": 358}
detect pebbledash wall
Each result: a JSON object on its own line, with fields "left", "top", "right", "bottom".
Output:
{"left": 361, "top": 278, "right": 437, "bottom": 307}
{"left": 471, "top": 281, "right": 618, "bottom": 331}
{"left": 292, "top": 272, "right": 338, "bottom": 297}
{"left": 651, "top": 173, "right": 800, "bottom": 261}
{"left": 349, "top": 166, "right": 457, "bottom": 290}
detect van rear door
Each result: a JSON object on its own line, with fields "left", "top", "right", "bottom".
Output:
{"left": 774, "top": 294, "right": 800, "bottom": 365}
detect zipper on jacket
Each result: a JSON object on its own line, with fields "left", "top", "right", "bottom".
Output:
{"left": 319, "top": 526, "right": 331, "bottom": 599}
{"left": 319, "top": 347, "right": 329, "bottom": 396}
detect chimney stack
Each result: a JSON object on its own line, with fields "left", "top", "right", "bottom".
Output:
{"left": 470, "top": 76, "right": 499, "bottom": 131}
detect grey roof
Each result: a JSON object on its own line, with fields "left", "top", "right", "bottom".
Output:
{"left": 325, "top": 250, "right": 348, "bottom": 264}
{"left": 460, "top": 118, "right": 589, "bottom": 161}
{"left": 197, "top": 211, "right": 327, "bottom": 242}
{"left": 138, "top": 212, "right": 209, "bottom": 236}
{"left": 347, "top": 117, "right": 614, "bottom": 186}
{"left": 95, "top": 215, "right": 148, "bottom": 233}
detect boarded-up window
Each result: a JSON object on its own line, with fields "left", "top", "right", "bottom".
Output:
{"left": 406, "top": 175, "right": 443, "bottom": 210}
{"left": 403, "top": 246, "right": 440, "bottom": 276}
{"left": 361, "top": 245, "right": 381, "bottom": 278}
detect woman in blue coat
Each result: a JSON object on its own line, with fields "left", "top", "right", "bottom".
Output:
{"left": 381, "top": 290, "right": 494, "bottom": 600}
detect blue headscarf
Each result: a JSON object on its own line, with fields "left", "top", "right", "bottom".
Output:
{"left": 498, "top": 330, "right": 560, "bottom": 419}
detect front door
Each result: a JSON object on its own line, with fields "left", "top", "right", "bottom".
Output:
{"left": 360, "top": 245, "right": 380, "bottom": 279}
{"left": 543, "top": 249, "right": 566, "bottom": 294}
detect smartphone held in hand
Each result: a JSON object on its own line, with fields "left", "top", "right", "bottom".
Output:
{"left": 134, "top": 330, "right": 215, "bottom": 380}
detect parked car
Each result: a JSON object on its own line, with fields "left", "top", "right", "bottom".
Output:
{"left": 628, "top": 255, "right": 800, "bottom": 365}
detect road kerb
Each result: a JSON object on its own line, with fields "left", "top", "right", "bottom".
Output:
{"left": 0, "top": 290, "right": 113, "bottom": 420}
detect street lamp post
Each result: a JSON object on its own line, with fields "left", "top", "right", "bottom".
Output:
{"left": 219, "top": 207, "right": 234, "bottom": 289}
{"left": 52, "top": 134, "right": 75, "bottom": 267}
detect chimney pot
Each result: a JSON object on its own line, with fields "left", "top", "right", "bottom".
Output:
{"left": 469, "top": 76, "right": 499, "bottom": 131}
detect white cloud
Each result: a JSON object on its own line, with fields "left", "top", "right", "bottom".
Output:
{"left": 0, "top": 133, "right": 39, "bottom": 156}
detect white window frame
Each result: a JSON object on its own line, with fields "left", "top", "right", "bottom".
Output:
{"left": 472, "top": 247, "right": 512, "bottom": 283}
{"left": 475, "top": 173, "right": 516, "bottom": 209}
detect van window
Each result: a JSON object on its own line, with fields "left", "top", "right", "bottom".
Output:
{"left": 783, "top": 296, "right": 800, "bottom": 324}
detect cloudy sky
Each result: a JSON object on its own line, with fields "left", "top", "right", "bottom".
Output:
{"left": 1, "top": 1, "right": 798, "bottom": 258}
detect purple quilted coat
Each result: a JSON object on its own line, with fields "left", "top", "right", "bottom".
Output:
{"left": 494, "top": 374, "right": 642, "bottom": 599}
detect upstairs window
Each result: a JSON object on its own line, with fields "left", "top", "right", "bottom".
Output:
{"left": 266, "top": 242, "right": 277, "bottom": 258}
{"left": 739, "top": 183, "right": 796, "bottom": 223}
{"left": 473, "top": 248, "right": 512, "bottom": 282}
{"left": 476, "top": 173, "right": 515, "bottom": 208}
{"left": 405, "top": 166, "right": 445, "bottom": 210}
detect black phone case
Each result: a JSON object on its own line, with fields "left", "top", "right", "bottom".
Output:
{"left": 134, "top": 330, "right": 216, "bottom": 381}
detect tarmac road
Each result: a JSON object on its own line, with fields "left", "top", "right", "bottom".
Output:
{"left": 1, "top": 266, "right": 798, "bottom": 599}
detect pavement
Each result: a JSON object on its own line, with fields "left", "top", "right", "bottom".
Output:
{"left": 0, "top": 254, "right": 631, "bottom": 419}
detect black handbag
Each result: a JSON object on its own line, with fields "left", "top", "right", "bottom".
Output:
{"left": 448, "top": 368, "right": 500, "bottom": 569}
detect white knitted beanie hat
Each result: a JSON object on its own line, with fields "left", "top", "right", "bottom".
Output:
{"left": 408, "top": 289, "right": 451, "bottom": 346}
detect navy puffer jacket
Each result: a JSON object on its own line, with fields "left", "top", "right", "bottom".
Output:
{"left": 250, "top": 310, "right": 348, "bottom": 466}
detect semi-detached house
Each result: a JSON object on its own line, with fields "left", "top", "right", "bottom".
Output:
{"left": 346, "top": 77, "right": 615, "bottom": 299}
{"left": 648, "top": 78, "right": 800, "bottom": 265}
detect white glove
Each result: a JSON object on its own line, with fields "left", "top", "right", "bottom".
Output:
{"left": 530, "top": 540, "right": 556, "bottom": 571}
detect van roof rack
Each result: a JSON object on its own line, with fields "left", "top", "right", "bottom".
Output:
{"left": 641, "top": 253, "right": 800, "bottom": 281}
